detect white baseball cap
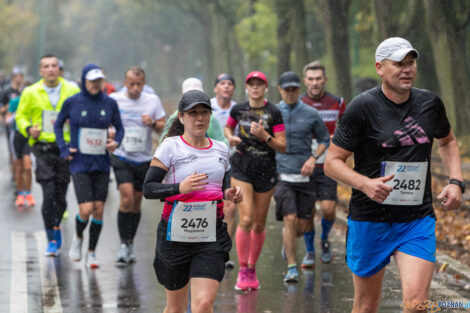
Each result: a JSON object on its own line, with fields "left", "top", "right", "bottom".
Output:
{"left": 181, "top": 77, "right": 203, "bottom": 94}
{"left": 85, "top": 68, "right": 105, "bottom": 81}
{"left": 375, "top": 37, "right": 419, "bottom": 62}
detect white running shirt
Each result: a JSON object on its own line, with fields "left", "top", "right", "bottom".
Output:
{"left": 111, "top": 91, "right": 166, "bottom": 162}
{"left": 210, "top": 97, "right": 236, "bottom": 128}
{"left": 154, "top": 136, "right": 230, "bottom": 204}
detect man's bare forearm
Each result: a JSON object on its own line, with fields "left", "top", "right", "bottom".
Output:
{"left": 437, "top": 131, "right": 463, "bottom": 181}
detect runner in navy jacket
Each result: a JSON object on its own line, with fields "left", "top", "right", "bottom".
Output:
{"left": 55, "top": 64, "right": 124, "bottom": 173}
{"left": 55, "top": 63, "right": 124, "bottom": 268}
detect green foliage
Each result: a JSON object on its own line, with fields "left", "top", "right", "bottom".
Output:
{"left": 235, "top": 0, "right": 278, "bottom": 70}
{"left": 0, "top": 0, "right": 467, "bottom": 132}
{"left": 353, "top": 8, "right": 374, "bottom": 44}
{"left": 350, "top": 47, "right": 376, "bottom": 79}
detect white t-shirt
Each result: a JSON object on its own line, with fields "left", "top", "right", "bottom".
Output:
{"left": 43, "top": 83, "right": 62, "bottom": 108}
{"left": 111, "top": 91, "right": 166, "bottom": 162}
{"left": 210, "top": 97, "right": 236, "bottom": 128}
{"left": 154, "top": 136, "right": 230, "bottom": 203}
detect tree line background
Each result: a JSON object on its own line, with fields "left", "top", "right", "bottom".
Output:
{"left": 2, "top": 0, "right": 470, "bottom": 139}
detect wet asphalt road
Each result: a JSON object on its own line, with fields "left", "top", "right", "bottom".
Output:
{"left": 1, "top": 132, "right": 470, "bottom": 313}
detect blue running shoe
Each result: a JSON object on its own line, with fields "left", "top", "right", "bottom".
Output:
{"left": 45, "top": 241, "right": 58, "bottom": 257}
{"left": 283, "top": 266, "right": 299, "bottom": 283}
{"left": 54, "top": 229, "right": 62, "bottom": 249}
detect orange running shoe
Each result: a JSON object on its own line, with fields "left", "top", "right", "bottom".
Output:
{"left": 15, "top": 194, "right": 25, "bottom": 206}
{"left": 26, "top": 193, "right": 36, "bottom": 206}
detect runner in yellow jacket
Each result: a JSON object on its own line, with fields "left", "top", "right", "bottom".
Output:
{"left": 15, "top": 54, "right": 80, "bottom": 256}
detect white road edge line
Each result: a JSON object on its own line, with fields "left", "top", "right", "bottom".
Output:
{"left": 34, "top": 231, "right": 63, "bottom": 313}
{"left": 10, "top": 231, "right": 28, "bottom": 313}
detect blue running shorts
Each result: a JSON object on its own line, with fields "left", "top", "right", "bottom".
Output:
{"left": 346, "top": 215, "right": 436, "bottom": 277}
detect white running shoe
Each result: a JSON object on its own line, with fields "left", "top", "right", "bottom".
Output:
{"left": 69, "top": 235, "right": 83, "bottom": 261}
{"left": 85, "top": 251, "right": 100, "bottom": 269}
{"left": 115, "top": 244, "right": 130, "bottom": 266}
{"left": 128, "top": 243, "right": 136, "bottom": 263}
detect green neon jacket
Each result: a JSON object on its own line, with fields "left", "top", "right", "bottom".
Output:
{"left": 15, "top": 77, "right": 80, "bottom": 145}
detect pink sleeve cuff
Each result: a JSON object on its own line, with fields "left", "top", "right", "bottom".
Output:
{"left": 273, "top": 124, "right": 285, "bottom": 133}
{"left": 226, "top": 116, "right": 238, "bottom": 128}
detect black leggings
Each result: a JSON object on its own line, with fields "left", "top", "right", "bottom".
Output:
{"left": 33, "top": 144, "right": 70, "bottom": 229}
{"left": 40, "top": 179, "right": 69, "bottom": 229}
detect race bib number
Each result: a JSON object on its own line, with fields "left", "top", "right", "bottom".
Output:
{"left": 311, "top": 139, "right": 327, "bottom": 164}
{"left": 78, "top": 128, "right": 107, "bottom": 155}
{"left": 279, "top": 173, "right": 310, "bottom": 183}
{"left": 122, "top": 127, "right": 147, "bottom": 152}
{"left": 42, "top": 110, "right": 58, "bottom": 133}
{"left": 42, "top": 110, "right": 69, "bottom": 133}
{"left": 167, "top": 201, "right": 216, "bottom": 242}
{"left": 381, "top": 161, "right": 428, "bottom": 206}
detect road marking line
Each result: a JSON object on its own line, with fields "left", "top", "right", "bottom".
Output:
{"left": 34, "top": 231, "right": 63, "bottom": 313}
{"left": 10, "top": 231, "right": 28, "bottom": 313}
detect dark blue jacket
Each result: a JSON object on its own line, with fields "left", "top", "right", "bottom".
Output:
{"left": 55, "top": 64, "right": 124, "bottom": 174}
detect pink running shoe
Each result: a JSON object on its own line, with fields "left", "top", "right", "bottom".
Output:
{"left": 247, "top": 268, "right": 260, "bottom": 290}
{"left": 234, "top": 267, "right": 251, "bottom": 290}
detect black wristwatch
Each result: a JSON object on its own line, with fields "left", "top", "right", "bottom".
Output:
{"left": 312, "top": 153, "right": 320, "bottom": 159}
{"left": 449, "top": 179, "right": 466, "bottom": 193}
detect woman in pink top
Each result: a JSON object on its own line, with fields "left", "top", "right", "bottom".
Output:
{"left": 143, "top": 90, "right": 242, "bottom": 313}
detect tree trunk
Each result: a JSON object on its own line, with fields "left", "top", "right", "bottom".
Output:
{"left": 275, "top": 0, "right": 291, "bottom": 76}
{"left": 372, "top": 0, "right": 393, "bottom": 39}
{"left": 371, "top": 0, "right": 440, "bottom": 93}
{"left": 424, "top": 0, "right": 470, "bottom": 135}
{"left": 200, "top": 9, "right": 215, "bottom": 84}
{"left": 291, "top": 0, "right": 308, "bottom": 75}
{"left": 212, "top": 0, "right": 249, "bottom": 99}
{"left": 372, "top": 0, "right": 420, "bottom": 40}
{"left": 321, "top": 0, "right": 352, "bottom": 102}
{"left": 248, "top": 0, "right": 261, "bottom": 69}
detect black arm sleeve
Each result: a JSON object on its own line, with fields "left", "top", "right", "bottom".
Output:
{"left": 143, "top": 166, "right": 180, "bottom": 200}
{"left": 222, "top": 170, "right": 231, "bottom": 198}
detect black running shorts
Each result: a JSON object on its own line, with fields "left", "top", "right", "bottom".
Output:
{"left": 153, "top": 219, "right": 232, "bottom": 291}
{"left": 10, "top": 130, "right": 31, "bottom": 160}
{"left": 274, "top": 180, "right": 316, "bottom": 221}
{"left": 230, "top": 152, "right": 277, "bottom": 193}
{"left": 111, "top": 155, "right": 150, "bottom": 192}
{"left": 311, "top": 166, "right": 338, "bottom": 201}
{"left": 72, "top": 171, "right": 110, "bottom": 204}
{"left": 32, "top": 143, "right": 70, "bottom": 183}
